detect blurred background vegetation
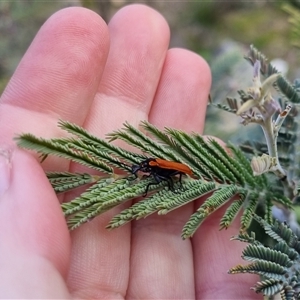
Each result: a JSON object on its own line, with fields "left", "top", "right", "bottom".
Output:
{"left": 1, "top": 0, "right": 300, "bottom": 140}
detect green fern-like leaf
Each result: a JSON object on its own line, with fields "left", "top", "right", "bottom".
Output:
{"left": 182, "top": 184, "right": 239, "bottom": 239}
{"left": 229, "top": 215, "right": 300, "bottom": 299}
{"left": 106, "top": 180, "right": 216, "bottom": 230}
{"left": 47, "top": 172, "right": 100, "bottom": 193}
{"left": 245, "top": 44, "right": 279, "bottom": 76}
{"left": 15, "top": 133, "right": 114, "bottom": 173}
{"left": 209, "top": 100, "right": 238, "bottom": 114}
{"left": 16, "top": 121, "right": 292, "bottom": 237}
{"left": 219, "top": 197, "right": 244, "bottom": 230}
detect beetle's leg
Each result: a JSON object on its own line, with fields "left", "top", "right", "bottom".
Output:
{"left": 143, "top": 182, "right": 158, "bottom": 197}
{"left": 166, "top": 176, "right": 175, "bottom": 191}
{"left": 178, "top": 173, "right": 184, "bottom": 190}
{"left": 165, "top": 171, "right": 182, "bottom": 192}
{"left": 142, "top": 171, "right": 162, "bottom": 197}
{"left": 154, "top": 174, "right": 177, "bottom": 193}
{"left": 169, "top": 172, "right": 185, "bottom": 191}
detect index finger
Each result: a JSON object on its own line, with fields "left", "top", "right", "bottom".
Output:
{"left": 0, "top": 7, "right": 109, "bottom": 148}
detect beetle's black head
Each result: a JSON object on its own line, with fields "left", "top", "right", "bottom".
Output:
{"left": 131, "top": 164, "right": 140, "bottom": 175}
{"left": 131, "top": 158, "right": 155, "bottom": 175}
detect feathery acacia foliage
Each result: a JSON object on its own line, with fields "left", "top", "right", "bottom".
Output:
{"left": 16, "top": 119, "right": 292, "bottom": 238}
{"left": 14, "top": 42, "right": 300, "bottom": 298}
{"left": 47, "top": 172, "right": 100, "bottom": 193}
{"left": 209, "top": 43, "right": 300, "bottom": 299}
{"left": 230, "top": 47, "right": 300, "bottom": 202}
{"left": 229, "top": 215, "right": 300, "bottom": 300}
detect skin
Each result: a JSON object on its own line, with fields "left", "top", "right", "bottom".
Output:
{"left": 0, "top": 5, "right": 261, "bottom": 299}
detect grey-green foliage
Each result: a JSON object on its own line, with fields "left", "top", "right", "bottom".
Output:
{"left": 245, "top": 47, "right": 300, "bottom": 190}
{"left": 212, "top": 45, "right": 300, "bottom": 197}
{"left": 215, "top": 45, "right": 300, "bottom": 113}
{"left": 16, "top": 119, "right": 292, "bottom": 238}
{"left": 47, "top": 172, "right": 100, "bottom": 194}
{"left": 229, "top": 215, "right": 300, "bottom": 300}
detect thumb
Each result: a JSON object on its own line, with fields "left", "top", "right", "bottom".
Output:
{"left": 0, "top": 148, "right": 71, "bottom": 298}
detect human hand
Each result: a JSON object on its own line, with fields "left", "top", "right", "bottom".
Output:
{"left": 0, "top": 5, "right": 260, "bottom": 299}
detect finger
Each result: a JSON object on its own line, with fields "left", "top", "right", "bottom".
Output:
{"left": 0, "top": 148, "right": 70, "bottom": 298}
{"left": 0, "top": 7, "right": 109, "bottom": 147}
{"left": 66, "top": 5, "right": 170, "bottom": 299}
{"left": 83, "top": 4, "right": 170, "bottom": 135}
{"left": 149, "top": 48, "right": 211, "bottom": 131}
{"left": 193, "top": 206, "right": 261, "bottom": 299}
{"left": 127, "top": 48, "right": 211, "bottom": 298}
{"left": 192, "top": 138, "right": 260, "bottom": 298}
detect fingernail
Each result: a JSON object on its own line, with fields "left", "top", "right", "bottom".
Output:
{"left": 0, "top": 148, "right": 12, "bottom": 197}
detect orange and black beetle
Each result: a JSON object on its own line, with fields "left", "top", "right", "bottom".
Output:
{"left": 131, "top": 158, "right": 193, "bottom": 196}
